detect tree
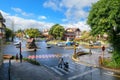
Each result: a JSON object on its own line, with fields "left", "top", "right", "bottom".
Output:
{"left": 49, "top": 24, "right": 65, "bottom": 40}
{"left": 87, "top": 0, "right": 120, "bottom": 64}
{"left": 5, "top": 27, "right": 13, "bottom": 41}
{"left": 15, "top": 29, "right": 24, "bottom": 38}
{"left": 81, "top": 31, "right": 96, "bottom": 42}
{"left": 25, "top": 28, "right": 40, "bottom": 38}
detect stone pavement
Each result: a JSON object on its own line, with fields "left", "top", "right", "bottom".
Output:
{"left": 0, "top": 60, "right": 64, "bottom": 80}
{"left": 75, "top": 51, "right": 112, "bottom": 67}
{"left": 74, "top": 52, "right": 120, "bottom": 74}
{"left": 0, "top": 60, "right": 9, "bottom": 80}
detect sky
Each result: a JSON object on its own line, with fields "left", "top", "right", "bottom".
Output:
{"left": 0, "top": 0, "right": 98, "bottom": 31}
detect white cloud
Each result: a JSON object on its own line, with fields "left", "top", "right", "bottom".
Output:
{"left": 44, "top": 0, "right": 98, "bottom": 22}
{"left": 0, "top": 10, "right": 90, "bottom": 31}
{"left": 38, "top": 16, "right": 47, "bottom": 20}
{"left": 11, "top": 7, "right": 34, "bottom": 17}
{"left": 43, "top": 0, "right": 61, "bottom": 11}
{"left": 0, "top": 10, "right": 53, "bottom": 31}
{"left": 11, "top": 7, "right": 22, "bottom": 13}
{"left": 62, "top": 21, "right": 91, "bottom": 31}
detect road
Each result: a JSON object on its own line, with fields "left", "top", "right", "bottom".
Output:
{"left": 3, "top": 40, "right": 120, "bottom": 80}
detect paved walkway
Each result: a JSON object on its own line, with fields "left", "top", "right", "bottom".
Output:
{"left": 76, "top": 51, "right": 112, "bottom": 67}
{"left": 0, "top": 60, "right": 64, "bottom": 80}
{"left": 0, "top": 60, "right": 9, "bottom": 80}
{"left": 72, "top": 51, "right": 120, "bottom": 73}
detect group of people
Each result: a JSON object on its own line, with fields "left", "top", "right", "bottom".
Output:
{"left": 16, "top": 53, "right": 23, "bottom": 63}
{"left": 58, "top": 57, "right": 69, "bottom": 71}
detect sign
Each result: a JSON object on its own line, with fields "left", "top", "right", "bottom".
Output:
{"left": 102, "top": 46, "right": 105, "bottom": 51}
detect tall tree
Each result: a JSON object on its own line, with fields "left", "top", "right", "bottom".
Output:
{"left": 25, "top": 28, "right": 40, "bottom": 38}
{"left": 87, "top": 0, "right": 120, "bottom": 63}
{"left": 49, "top": 24, "right": 65, "bottom": 40}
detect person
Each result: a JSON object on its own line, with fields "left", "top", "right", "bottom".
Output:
{"left": 16, "top": 53, "right": 19, "bottom": 61}
{"left": 64, "top": 62, "right": 69, "bottom": 71}
{"left": 20, "top": 54, "right": 23, "bottom": 63}
{"left": 58, "top": 57, "right": 64, "bottom": 68}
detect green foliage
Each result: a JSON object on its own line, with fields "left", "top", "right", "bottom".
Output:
{"left": 103, "top": 59, "right": 120, "bottom": 69}
{"left": 80, "top": 31, "right": 96, "bottom": 42}
{"left": 87, "top": 0, "right": 120, "bottom": 35}
{"left": 23, "top": 58, "right": 40, "bottom": 65}
{"left": 25, "top": 28, "right": 40, "bottom": 38}
{"left": 5, "top": 27, "right": 14, "bottom": 41}
{"left": 16, "top": 29, "right": 23, "bottom": 33}
{"left": 87, "top": 0, "right": 120, "bottom": 63}
{"left": 49, "top": 24, "right": 65, "bottom": 40}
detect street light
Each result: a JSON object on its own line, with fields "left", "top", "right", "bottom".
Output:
{"left": 89, "top": 40, "right": 92, "bottom": 55}
{"left": 102, "top": 45, "right": 105, "bottom": 63}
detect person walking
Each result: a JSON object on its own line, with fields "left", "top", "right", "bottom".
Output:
{"left": 58, "top": 57, "right": 64, "bottom": 68}
{"left": 20, "top": 54, "right": 23, "bottom": 63}
{"left": 16, "top": 53, "right": 19, "bottom": 62}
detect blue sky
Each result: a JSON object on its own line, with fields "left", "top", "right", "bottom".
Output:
{"left": 0, "top": 0, "right": 98, "bottom": 31}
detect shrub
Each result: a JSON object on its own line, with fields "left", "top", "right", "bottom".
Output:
{"left": 23, "top": 58, "right": 40, "bottom": 66}
{"left": 103, "top": 58, "right": 120, "bottom": 69}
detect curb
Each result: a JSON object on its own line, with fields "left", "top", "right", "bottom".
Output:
{"left": 71, "top": 55, "right": 98, "bottom": 68}
{"left": 72, "top": 55, "right": 120, "bottom": 74}
{"left": 100, "top": 66, "right": 120, "bottom": 74}
{"left": 71, "top": 55, "right": 79, "bottom": 62}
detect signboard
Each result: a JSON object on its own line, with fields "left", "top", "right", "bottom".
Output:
{"left": 102, "top": 46, "right": 105, "bottom": 51}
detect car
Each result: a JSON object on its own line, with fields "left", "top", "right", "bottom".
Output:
{"left": 107, "top": 47, "right": 114, "bottom": 53}
{"left": 57, "top": 42, "right": 66, "bottom": 47}
{"left": 93, "top": 41, "right": 101, "bottom": 46}
{"left": 46, "top": 44, "right": 52, "bottom": 48}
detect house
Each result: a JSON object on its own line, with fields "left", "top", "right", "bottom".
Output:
{"left": 0, "top": 12, "right": 6, "bottom": 65}
{"left": 64, "top": 28, "right": 81, "bottom": 41}
{"left": 42, "top": 29, "right": 49, "bottom": 37}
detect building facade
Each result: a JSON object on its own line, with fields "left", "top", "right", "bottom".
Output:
{"left": 0, "top": 12, "right": 6, "bottom": 65}
{"left": 64, "top": 28, "right": 81, "bottom": 40}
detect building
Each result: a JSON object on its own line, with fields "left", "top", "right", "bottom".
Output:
{"left": 42, "top": 29, "right": 49, "bottom": 37}
{"left": 0, "top": 12, "right": 6, "bottom": 65}
{"left": 64, "top": 28, "right": 81, "bottom": 41}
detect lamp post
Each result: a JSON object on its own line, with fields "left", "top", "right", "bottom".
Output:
{"left": 102, "top": 45, "right": 105, "bottom": 63}
{"left": 73, "top": 44, "right": 77, "bottom": 59}
{"left": 34, "top": 48, "right": 37, "bottom": 62}
{"left": 89, "top": 41, "right": 92, "bottom": 55}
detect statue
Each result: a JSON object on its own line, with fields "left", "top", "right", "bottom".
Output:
{"left": 26, "top": 38, "right": 37, "bottom": 49}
